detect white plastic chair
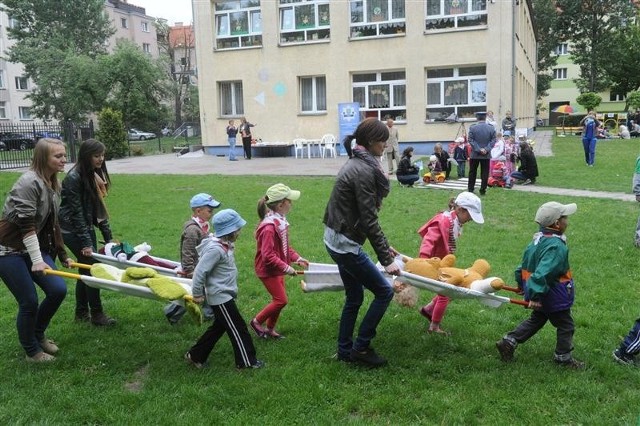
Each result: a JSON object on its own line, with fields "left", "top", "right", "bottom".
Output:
{"left": 293, "top": 138, "right": 305, "bottom": 159}
{"left": 320, "top": 134, "right": 336, "bottom": 158}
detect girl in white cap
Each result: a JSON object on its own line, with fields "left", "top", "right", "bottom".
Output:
{"left": 251, "top": 183, "right": 308, "bottom": 339}
{"left": 418, "top": 191, "right": 484, "bottom": 335}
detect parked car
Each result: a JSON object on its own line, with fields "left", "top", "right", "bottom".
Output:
{"left": 128, "top": 128, "right": 156, "bottom": 141}
{"left": 0, "top": 132, "right": 36, "bottom": 150}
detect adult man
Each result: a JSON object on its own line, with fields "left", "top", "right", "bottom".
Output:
{"left": 384, "top": 118, "right": 400, "bottom": 174}
{"left": 467, "top": 111, "right": 496, "bottom": 195}
{"left": 502, "top": 110, "right": 516, "bottom": 135}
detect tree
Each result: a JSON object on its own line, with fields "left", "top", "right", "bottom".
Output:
{"left": 183, "top": 85, "right": 200, "bottom": 123}
{"left": 102, "top": 40, "right": 170, "bottom": 131}
{"left": 602, "top": 23, "right": 640, "bottom": 109}
{"left": 96, "top": 107, "right": 127, "bottom": 160}
{"left": 626, "top": 91, "right": 640, "bottom": 111}
{"left": 532, "top": 0, "right": 560, "bottom": 100}
{"left": 1, "top": 0, "right": 114, "bottom": 121}
{"left": 555, "top": 0, "right": 636, "bottom": 93}
{"left": 576, "top": 92, "right": 602, "bottom": 112}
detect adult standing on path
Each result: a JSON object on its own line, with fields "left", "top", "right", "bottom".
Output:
{"left": 239, "top": 117, "right": 256, "bottom": 160}
{"left": 384, "top": 118, "right": 399, "bottom": 174}
{"left": 323, "top": 118, "right": 401, "bottom": 368}
{"left": 225, "top": 120, "right": 239, "bottom": 161}
{"left": 467, "top": 111, "right": 496, "bottom": 196}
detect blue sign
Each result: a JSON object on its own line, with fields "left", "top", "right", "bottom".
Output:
{"left": 338, "top": 102, "right": 360, "bottom": 156}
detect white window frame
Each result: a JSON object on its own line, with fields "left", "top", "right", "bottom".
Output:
{"left": 142, "top": 43, "right": 151, "bottom": 54}
{"left": 279, "top": 0, "right": 330, "bottom": 44}
{"left": 219, "top": 81, "right": 244, "bottom": 117}
{"left": 425, "top": 0, "right": 488, "bottom": 31}
{"left": 553, "top": 68, "right": 567, "bottom": 80}
{"left": 425, "top": 65, "right": 487, "bottom": 121}
{"left": 554, "top": 43, "right": 568, "bottom": 55}
{"left": 0, "top": 101, "right": 7, "bottom": 119}
{"left": 300, "top": 75, "right": 326, "bottom": 114}
{"left": 15, "top": 76, "right": 28, "bottom": 90}
{"left": 352, "top": 71, "right": 406, "bottom": 122}
{"left": 0, "top": 70, "right": 5, "bottom": 89}
{"left": 18, "top": 106, "right": 31, "bottom": 120}
{"left": 350, "top": 0, "right": 406, "bottom": 39}
{"left": 214, "top": 1, "right": 262, "bottom": 50}
{"left": 121, "top": 17, "right": 128, "bottom": 29}
{"left": 141, "top": 21, "right": 149, "bottom": 32}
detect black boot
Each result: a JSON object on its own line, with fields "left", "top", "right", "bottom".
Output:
{"left": 91, "top": 311, "right": 116, "bottom": 326}
{"left": 75, "top": 309, "right": 90, "bottom": 323}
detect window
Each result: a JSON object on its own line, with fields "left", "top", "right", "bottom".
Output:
{"left": 215, "top": 1, "right": 262, "bottom": 50}
{"left": 279, "top": 0, "right": 330, "bottom": 44}
{"left": 425, "top": 65, "right": 486, "bottom": 121}
{"left": 141, "top": 21, "right": 149, "bottom": 32}
{"left": 19, "top": 106, "right": 31, "bottom": 120}
{"left": 121, "top": 18, "right": 128, "bottom": 29}
{"left": 219, "top": 81, "right": 244, "bottom": 116}
{"left": 0, "top": 102, "right": 6, "bottom": 119}
{"left": 425, "top": 0, "right": 488, "bottom": 31}
{"left": 553, "top": 68, "right": 567, "bottom": 80}
{"left": 554, "top": 43, "right": 568, "bottom": 55}
{"left": 350, "top": 0, "right": 405, "bottom": 38}
{"left": 300, "top": 76, "right": 326, "bottom": 113}
{"left": 142, "top": 43, "right": 151, "bottom": 54}
{"left": 9, "top": 17, "right": 19, "bottom": 29}
{"left": 352, "top": 71, "right": 406, "bottom": 121}
{"left": 0, "top": 71, "right": 5, "bottom": 89}
{"left": 15, "top": 76, "right": 28, "bottom": 90}
{"left": 610, "top": 92, "right": 625, "bottom": 102}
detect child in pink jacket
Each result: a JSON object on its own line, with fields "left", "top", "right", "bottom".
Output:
{"left": 251, "top": 183, "right": 308, "bottom": 339}
{"left": 417, "top": 192, "right": 484, "bottom": 334}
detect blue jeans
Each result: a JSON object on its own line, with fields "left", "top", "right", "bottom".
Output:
{"left": 228, "top": 137, "right": 237, "bottom": 160}
{"left": 0, "top": 253, "right": 67, "bottom": 356}
{"left": 582, "top": 137, "right": 596, "bottom": 165}
{"left": 326, "top": 246, "right": 393, "bottom": 357}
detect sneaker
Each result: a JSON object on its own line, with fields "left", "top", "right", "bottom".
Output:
{"left": 523, "top": 179, "right": 533, "bottom": 185}
{"left": 184, "top": 352, "right": 207, "bottom": 369}
{"left": 334, "top": 352, "right": 354, "bottom": 363}
{"left": 250, "top": 318, "right": 267, "bottom": 338}
{"left": 613, "top": 349, "right": 635, "bottom": 366}
{"left": 350, "top": 347, "right": 388, "bottom": 367}
{"left": 264, "top": 328, "right": 285, "bottom": 339}
{"left": 238, "top": 360, "right": 265, "bottom": 369}
{"left": 91, "top": 312, "right": 116, "bottom": 326}
{"left": 496, "top": 339, "right": 515, "bottom": 362}
{"left": 75, "top": 311, "right": 90, "bottom": 323}
{"left": 25, "top": 352, "right": 55, "bottom": 363}
{"left": 39, "top": 338, "right": 59, "bottom": 355}
{"left": 554, "top": 357, "right": 585, "bottom": 370}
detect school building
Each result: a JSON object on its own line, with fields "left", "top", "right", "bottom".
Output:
{"left": 192, "top": 0, "right": 538, "bottom": 155}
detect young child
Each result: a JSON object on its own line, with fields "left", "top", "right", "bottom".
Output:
{"left": 164, "top": 193, "right": 220, "bottom": 325}
{"left": 251, "top": 183, "right": 308, "bottom": 339}
{"left": 423, "top": 155, "right": 445, "bottom": 184}
{"left": 496, "top": 201, "right": 584, "bottom": 369}
{"left": 418, "top": 192, "right": 484, "bottom": 334}
{"left": 453, "top": 137, "right": 467, "bottom": 178}
{"left": 184, "top": 209, "right": 263, "bottom": 370}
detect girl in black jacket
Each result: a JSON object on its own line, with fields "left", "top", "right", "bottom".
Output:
{"left": 397, "top": 147, "right": 420, "bottom": 186}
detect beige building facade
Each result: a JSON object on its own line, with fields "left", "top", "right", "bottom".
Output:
{"left": 194, "top": 0, "right": 537, "bottom": 153}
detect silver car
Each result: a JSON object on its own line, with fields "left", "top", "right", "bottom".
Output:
{"left": 128, "top": 128, "right": 156, "bottom": 141}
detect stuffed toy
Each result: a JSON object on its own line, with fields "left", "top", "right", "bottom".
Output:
{"left": 393, "top": 255, "right": 456, "bottom": 307}
{"left": 100, "top": 241, "right": 178, "bottom": 270}
{"left": 438, "top": 259, "right": 505, "bottom": 293}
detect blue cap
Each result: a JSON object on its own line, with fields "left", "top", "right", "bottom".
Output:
{"left": 190, "top": 193, "right": 221, "bottom": 209}
{"left": 212, "top": 209, "right": 246, "bottom": 237}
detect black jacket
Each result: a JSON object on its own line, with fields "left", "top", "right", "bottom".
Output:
{"left": 59, "top": 169, "right": 113, "bottom": 248}
{"left": 397, "top": 156, "right": 418, "bottom": 176}
{"left": 518, "top": 150, "right": 539, "bottom": 180}
{"left": 323, "top": 156, "right": 393, "bottom": 266}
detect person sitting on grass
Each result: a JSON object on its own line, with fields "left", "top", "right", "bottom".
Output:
{"left": 396, "top": 147, "right": 420, "bottom": 187}
{"left": 510, "top": 141, "right": 538, "bottom": 185}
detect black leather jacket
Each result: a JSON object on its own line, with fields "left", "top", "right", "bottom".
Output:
{"left": 59, "top": 169, "right": 113, "bottom": 248}
{"left": 323, "top": 156, "right": 393, "bottom": 266}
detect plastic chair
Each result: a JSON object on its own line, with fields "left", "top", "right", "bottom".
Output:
{"left": 320, "top": 134, "right": 336, "bottom": 158}
{"left": 293, "top": 138, "right": 305, "bottom": 159}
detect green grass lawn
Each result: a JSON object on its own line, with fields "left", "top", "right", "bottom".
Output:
{"left": 0, "top": 135, "right": 639, "bottom": 424}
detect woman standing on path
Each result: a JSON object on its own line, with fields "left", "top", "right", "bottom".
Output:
{"left": 239, "top": 117, "right": 256, "bottom": 160}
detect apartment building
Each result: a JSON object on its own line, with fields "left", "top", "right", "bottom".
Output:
{"left": 104, "top": 0, "right": 159, "bottom": 58}
{"left": 169, "top": 24, "right": 197, "bottom": 86}
{"left": 193, "top": 0, "right": 538, "bottom": 153}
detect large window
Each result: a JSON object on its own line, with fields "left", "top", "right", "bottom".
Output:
{"left": 280, "top": 0, "right": 330, "bottom": 44}
{"left": 350, "top": 0, "right": 406, "bottom": 38}
{"left": 215, "top": 1, "right": 262, "bottom": 50}
{"left": 352, "top": 71, "right": 406, "bottom": 121}
{"left": 553, "top": 68, "right": 567, "bottom": 80}
{"left": 300, "top": 76, "right": 326, "bottom": 113}
{"left": 425, "top": 0, "right": 487, "bottom": 31}
{"left": 426, "top": 66, "right": 486, "bottom": 121}
{"left": 219, "top": 81, "right": 244, "bottom": 116}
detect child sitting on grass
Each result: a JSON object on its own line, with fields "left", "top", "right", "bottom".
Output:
{"left": 496, "top": 201, "right": 584, "bottom": 369}
{"left": 184, "top": 209, "right": 263, "bottom": 370}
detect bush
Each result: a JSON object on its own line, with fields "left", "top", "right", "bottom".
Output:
{"left": 96, "top": 107, "right": 128, "bottom": 159}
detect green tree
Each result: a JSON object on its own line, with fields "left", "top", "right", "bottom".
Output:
{"left": 1, "top": 0, "right": 114, "bottom": 121}
{"left": 183, "top": 85, "right": 200, "bottom": 123}
{"left": 555, "top": 0, "right": 636, "bottom": 93}
{"left": 102, "top": 40, "right": 170, "bottom": 131}
{"left": 626, "top": 91, "right": 640, "bottom": 111}
{"left": 96, "top": 107, "right": 127, "bottom": 160}
{"left": 576, "top": 92, "right": 602, "bottom": 112}
{"left": 602, "top": 24, "right": 640, "bottom": 109}
{"left": 532, "top": 0, "right": 560, "bottom": 100}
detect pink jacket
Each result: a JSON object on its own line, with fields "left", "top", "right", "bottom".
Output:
{"left": 254, "top": 216, "right": 300, "bottom": 279}
{"left": 417, "top": 211, "right": 457, "bottom": 258}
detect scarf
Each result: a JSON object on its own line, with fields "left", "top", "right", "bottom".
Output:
{"left": 443, "top": 210, "right": 461, "bottom": 254}
{"left": 352, "top": 145, "right": 390, "bottom": 208}
{"left": 261, "top": 210, "right": 289, "bottom": 258}
{"left": 192, "top": 216, "right": 210, "bottom": 234}
{"left": 94, "top": 172, "right": 109, "bottom": 221}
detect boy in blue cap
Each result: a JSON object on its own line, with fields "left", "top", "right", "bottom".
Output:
{"left": 164, "top": 193, "right": 220, "bottom": 324}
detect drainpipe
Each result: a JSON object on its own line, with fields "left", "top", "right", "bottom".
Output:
{"left": 511, "top": 0, "right": 517, "bottom": 121}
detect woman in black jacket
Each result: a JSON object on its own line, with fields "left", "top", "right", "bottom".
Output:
{"left": 59, "top": 139, "right": 116, "bottom": 326}
{"left": 510, "top": 141, "right": 539, "bottom": 185}
{"left": 323, "top": 118, "right": 401, "bottom": 368}
{"left": 396, "top": 146, "right": 420, "bottom": 186}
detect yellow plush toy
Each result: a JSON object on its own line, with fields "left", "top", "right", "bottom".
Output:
{"left": 393, "top": 255, "right": 457, "bottom": 307}
{"left": 438, "top": 259, "right": 505, "bottom": 292}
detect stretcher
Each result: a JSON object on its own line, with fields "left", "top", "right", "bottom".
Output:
{"left": 91, "top": 253, "right": 181, "bottom": 277}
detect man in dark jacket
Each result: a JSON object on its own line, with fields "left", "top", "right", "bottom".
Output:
{"left": 467, "top": 111, "right": 496, "bottom": 195}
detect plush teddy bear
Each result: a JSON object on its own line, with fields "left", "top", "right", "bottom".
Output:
{"left": 392, "top": 255, "right": 457, "bottom": 307}
{"left": 438, "top": 259, "right": 505, "bottom": 293}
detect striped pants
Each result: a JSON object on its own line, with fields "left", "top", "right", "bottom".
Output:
{"left": 188, "top": 299, "right": 257, "bottom": 368}
{"left": 619, "top": 318, "right": 640, "bottom": 356}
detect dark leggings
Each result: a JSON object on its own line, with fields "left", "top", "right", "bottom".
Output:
{"left": 63, "top": 231, "right": 104, "bottom": 314}
{"left": 242, "top": 136, "right": 252, "bottom": 159}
